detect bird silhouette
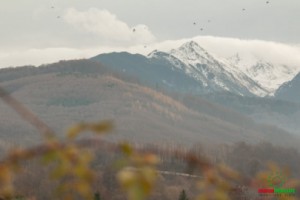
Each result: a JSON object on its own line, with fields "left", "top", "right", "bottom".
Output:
{"left": 132, "top": 28, "right": 136, "bottom": 32}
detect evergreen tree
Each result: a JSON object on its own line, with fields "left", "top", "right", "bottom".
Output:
{"left": 178, "top": 189, "right": 189, "bottom": 200}
{"left": 94, "top": 192, "right": 101, "bottom": 200}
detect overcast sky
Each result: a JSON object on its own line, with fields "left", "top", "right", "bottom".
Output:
{"left": 1, "top": 0, "right": 300, "bottom": 68}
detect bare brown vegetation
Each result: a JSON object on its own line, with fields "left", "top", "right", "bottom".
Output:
{"left": 1, "top": 62, "right": 300, "bottom": 200}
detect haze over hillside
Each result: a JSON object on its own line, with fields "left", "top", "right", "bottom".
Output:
{"left": 2, "top": 2, "right": 300, "bottom": 199}
{"left": 92, "top": 40, "right": 300, "bottom": 97}
{"left": 91, "top": 41, "right": 300, "bottom": 135}
{"left": 0, "top": 59, "right": 300, "bottom": 151}
{"left": 276, "top": 72, "right": 300, "bottom": 103}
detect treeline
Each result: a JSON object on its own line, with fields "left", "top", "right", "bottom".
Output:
{"left": 5, "top": 140, "right": 300, "bottom": 200}
{"left": 86, "top": 140, "right": 300, "bottom": 180}
{"left": 220, "top": 141, "right": 300, "bottom": 178}
{"left": 94, "top": 141, "right": 300, "bottom": 199}
{"left": 0, "top": 59, "right": 141, "bottom": 91}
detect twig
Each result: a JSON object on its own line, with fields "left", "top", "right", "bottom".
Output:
{"left": 0, "top": 85, "right": 55, "bottom": 138}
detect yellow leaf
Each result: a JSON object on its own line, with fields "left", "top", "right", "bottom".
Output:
{"left": 120, "top": 143, "right": 134, "bottom": 156}
{"left": 117, "top": 170, "right": 137, "bottom": 188}
{"left": 88, "top": 120, "right": 114, "bottom": 134}
{"left": 67, "top": 124, "right": 85, "bottom": 139}
{"left": 143, "top": 154, "right": 160, "bottom": 165}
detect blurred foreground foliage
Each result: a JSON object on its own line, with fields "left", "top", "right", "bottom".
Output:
{"left": 0, "top": 85, "right": 299, "bottom": 200}
{"left": 0, "top": 121, "right": 114, "bottom": 200}
{"left": 0, "top": 120, "right": 299, "bottom": 200}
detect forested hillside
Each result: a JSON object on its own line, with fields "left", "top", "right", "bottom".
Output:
{"left": 0, "top": 60, "right": 299, "bottom": 150}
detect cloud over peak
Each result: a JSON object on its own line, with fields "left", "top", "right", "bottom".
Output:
{"left": 63, "top": 8, "right": 156, "bottom": 45}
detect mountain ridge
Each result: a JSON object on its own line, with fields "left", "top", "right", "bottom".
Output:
{"left": 275, "top": 72, "right": 300, "bottom": 103}
{"left": 145, "top": 40, "right": 300, "bottom": 96}
{"left": 1, "top": 59, "right": 299, "bottom": 148}
{"left": 93, "top": 41, "right": 270, "bottom": 97}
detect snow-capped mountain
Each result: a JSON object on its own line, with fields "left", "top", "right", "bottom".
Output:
{"left": 93, "top": 40, "right": 299, "bottom": 97}
{"left": 226, "top": 54, "right": 299, "bottom": 94}
{"left": 149, "top": 41, "right": 268, "bottom": 96}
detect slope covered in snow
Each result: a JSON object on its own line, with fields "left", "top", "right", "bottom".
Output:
{"left": 226, "top": 54, "right": 299, "bottom": 95}
{"left": 149, "top": 41, "right": 268, "bottom": 96}
{"left": 148, "top": 40, "right": 300, "bottom": 97}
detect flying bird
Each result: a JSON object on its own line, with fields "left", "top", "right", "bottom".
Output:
{"left": 132, "top": 28, "right": 136, "bottom": 32}
{"left": 242, "top": 8, "right": 246, "bottom": 11}
{"left": 266, "top": 1, "right": 270, "bottom": 4}
{"left": 200, "top": 28, "right": 204, "bottom": 31}
{"left": 193, "top": 22, "right": 196, "bottom": 25}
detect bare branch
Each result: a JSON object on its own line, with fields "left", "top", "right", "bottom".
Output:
{"left": 0, "top": 85, "right": 55, "bottom": 138}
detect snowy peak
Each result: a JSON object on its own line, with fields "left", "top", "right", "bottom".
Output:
{"left": 224, "top": 51, "right": 300, "bottom": 95}
{"left": 159, "top": 41, "right": 267, "bottom": 96}
{"left": 97, "top": 41, "right": 298, "bottom": 96}
{"left": 170, "top": 41, "right": 216, "bottom": 66}
{"left": 147, "top": 49, "right": 169, "bottom": 58}
{"left": 235, "top": 60, "right": 298, "bottom": 94}
{"left": 147, "top": 49, "right": 190, "bottom": 72}
{"left": 253, "top": 61, "right": 296, "bottom": 80}
{"left": 147, "top": 49, "right": 159, "bottom": 57}
{"left": 177, "top": 40, "right": 207, "bottom": 53}
{"left": 227, "top": 53, "right": 241, "bottom": 66}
